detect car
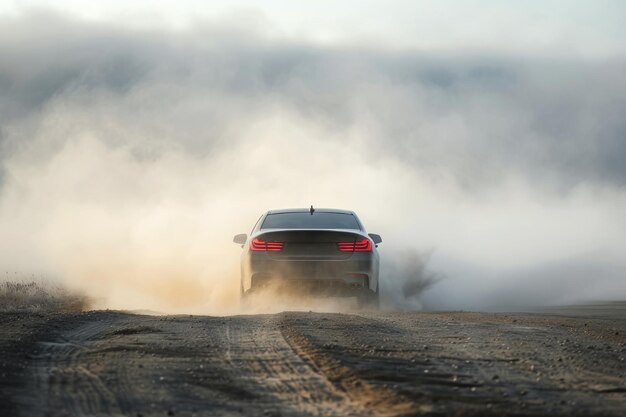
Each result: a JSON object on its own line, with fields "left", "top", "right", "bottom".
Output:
{"left": 233, "top": 207, "right": 382, "bottom": 308}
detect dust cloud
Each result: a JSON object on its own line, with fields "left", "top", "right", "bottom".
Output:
{"left": 1, "top": 12, "right": 626, "bottom": 313}
{"left": 380, "top": 250, "right": 443, "bottom": 310}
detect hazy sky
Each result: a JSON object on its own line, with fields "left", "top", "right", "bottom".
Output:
{"left": 0, "top": 2, "right": 625, "bottom": 312}
{"left": 2, "top": 1, "right": 626, "bottom": 56}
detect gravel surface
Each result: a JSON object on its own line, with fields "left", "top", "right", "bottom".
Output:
{"left": 1, "top": 308, "right": 624, "bottom": 416}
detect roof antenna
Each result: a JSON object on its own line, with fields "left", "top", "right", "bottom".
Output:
{"left": 310, "top": 205, "right": 315, "bottom": 215}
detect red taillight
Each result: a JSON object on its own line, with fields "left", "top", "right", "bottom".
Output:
{"left": 250, "top": 238, "right": 284, "bottom": 251}
{"left": 337, "top": 239, "right": 372, "bottom": 252}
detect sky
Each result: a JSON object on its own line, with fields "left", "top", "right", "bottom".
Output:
{"left": 0, "top": 2, "right": 625, "bottom": 312}
{"left": 2, "top": 1, "right": 626, "bottom": 55}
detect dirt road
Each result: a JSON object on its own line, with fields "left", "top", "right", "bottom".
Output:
{"left": 1, "top": 308, "right": 624, "bottom": 416}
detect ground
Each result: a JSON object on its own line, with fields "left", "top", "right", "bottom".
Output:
{"left": 0, "top": 306, "right": 624, "bottom": 416}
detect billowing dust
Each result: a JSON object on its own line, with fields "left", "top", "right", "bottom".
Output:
{"left": 3, "top": 129, "right": 623, "bottom": 315}
{"left": 240, "top": 288, "right": 361, "bottom": 315}
{"left": 0, "top": 127, "right": 443, "bottom": 315}
{"left": 1, "top": 14, "right": 626, "bottom": 313}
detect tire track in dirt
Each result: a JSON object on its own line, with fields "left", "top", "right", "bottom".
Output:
{"left": 280, "top": 311, "right": 626, "bottom": 417}
{"left": 26, "top": 313, "right": 142, "bottom": 416}
{"left": 20, "top": 312, "right": 404, "bottom": 416}
{"left": 7, "top": 310, "right": 625, "bottom": 416}
{"left": 279, "top": 313, "right": 421, "bottom": 417}
{"left": 219, "top": 314, "right": 374, "bottom": 416}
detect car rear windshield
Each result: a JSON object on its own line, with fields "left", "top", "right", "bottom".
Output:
{"left": 261, "top": 212, "right": 361, "bottom": 230}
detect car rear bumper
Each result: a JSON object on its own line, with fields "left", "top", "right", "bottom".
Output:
{"left": 241, "top": 252, "right": 379, "bottom": 295}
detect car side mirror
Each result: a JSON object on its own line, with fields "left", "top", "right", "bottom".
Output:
{"left": 368, "top": 233, "right": 382, "bottom": 244}
{"left": 233, "top": 234, "right": 247, "bottom": 245}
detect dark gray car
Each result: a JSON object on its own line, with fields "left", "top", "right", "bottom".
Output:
{"left": 233, "top": 207, "right": 382, "bottom": 307}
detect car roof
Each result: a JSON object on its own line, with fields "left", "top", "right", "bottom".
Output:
{"left": 266, "top": 208, "right": 355, "bottom": 215}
